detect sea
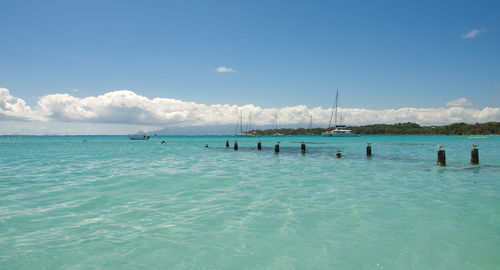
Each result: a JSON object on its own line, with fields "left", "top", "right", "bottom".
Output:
{"left": 1, "top": 135, "right": 499, "bottom": 269}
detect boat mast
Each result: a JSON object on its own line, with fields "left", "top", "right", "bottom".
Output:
{"left": 240, "top": 110, "right": 243, "bottom": 133}
{"left": 328, "top": 100, "right": 334, "bottom": 128}
{"left": 249, "top": 112, "right": 252, "bottom": 131}
{"left": 334, "top": 89, "right": 339, "bottom": 127}
{"left": 308, "top": 115, "right": 313, "bottom": 129}
{"left": 340, "top": 103, "right": 343, "bottom": 126}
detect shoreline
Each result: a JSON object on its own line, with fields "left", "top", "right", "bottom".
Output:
{"left": 0, "top": 134, "right": 497, "bottom": 137}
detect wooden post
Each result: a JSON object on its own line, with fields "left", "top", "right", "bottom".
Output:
{"left": 234, "top": 141, "right": 238, "bottom": 151}
{"left": 275, "top": 141, "right": 280, "bottom": 153}
{"left": 471, "top": 144, "right": 479, "bottom": 164}
{"left": 437, "top": 145, "right": 446, "bottom": 166}
{"left": 226, "top": 139, "right": 229, "bottom": 148}
{"left": 257, "top": 140, "right": 262, "bottom": 150}
{"left": 366, "top": 142, "right": 372, "bottom": 157}
{"left": 301, "top": 141, "right": 306, "bottom": 153}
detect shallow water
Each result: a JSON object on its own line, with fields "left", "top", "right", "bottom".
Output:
{"left": 1, "top": 135, "right": 499, "bottom": 269}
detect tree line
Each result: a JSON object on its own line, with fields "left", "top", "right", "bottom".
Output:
{"left": 250, "top": 122, "right": 500, "bottom": 135}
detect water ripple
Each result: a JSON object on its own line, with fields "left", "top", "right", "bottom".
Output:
{"left": 0, "top": 135, "right": 499, "bottom": 269}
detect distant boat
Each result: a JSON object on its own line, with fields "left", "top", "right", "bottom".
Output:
{"left": 322, "top": 90, "right": 356, "bottom": 137}
{"left": 272, "top": 113, "right": 284, "bottom": 136}
{"left": 130, "top": 134, "right": 150, "bottom": 140}
{"left": 306, "top": 115, "right": 315, "bottom": 135}
{"left": 235, "top": 110, "right": 257, "bottom": 137}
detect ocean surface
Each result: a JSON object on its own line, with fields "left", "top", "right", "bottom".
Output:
{"left": 1, "top": 135, "right": 499, "bottom": 269}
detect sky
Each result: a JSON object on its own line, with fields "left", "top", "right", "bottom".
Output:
{"left": 1, "top": 0, "right": 499, "bottom": 134}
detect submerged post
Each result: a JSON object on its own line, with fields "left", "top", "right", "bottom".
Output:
{"left": 226, "top": 139, "right": 229, "bottom": 148}
{"left": 234, "top": 140, "right": 238, "bottom": 151}
{"left": 471, "top": 144, "right": 479, "bottom": 164}
{"left": 366, "top": 142, "right": 372, "bottom": 157}
{"left": 257, "top": 139, "right": 262, "bottom": 150}
{"left": 275, "top": 141, "right": 280, "bottom": 153}
{"left": 301, "top": 141, "right": 306, "bottom": 153}
{"left": 437, "top": 144, "right": 446, "bottom": 166}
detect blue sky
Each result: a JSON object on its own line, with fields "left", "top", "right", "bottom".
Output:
{"left": 0, "top": 0, "right": 499, "bottom": 134}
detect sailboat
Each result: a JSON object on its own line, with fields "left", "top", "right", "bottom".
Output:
{"left": 306, "top": 115, "right": 315, "bottom": 135}
{"left": 322, "top": 90, "right": 355, "bottom": 137}
{"left": 272, "top": 113, "right": 284, "bottom": 136}
{"left": 235, "top": 110, "right": 257, "bottom": 137}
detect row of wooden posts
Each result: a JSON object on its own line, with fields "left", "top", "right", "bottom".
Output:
{"left": 217, "top": 139, "right": 479, "bottom": 165}
{"left": 437, "top": 144, "right": 479, "bottom": 166}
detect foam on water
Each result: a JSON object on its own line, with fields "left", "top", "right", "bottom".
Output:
{"left": 1, "top": 135, "right": 499, "bottom": 269}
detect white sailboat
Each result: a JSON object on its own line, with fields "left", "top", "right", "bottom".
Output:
{"left": 322, "top": 90, "right": 355, "bottom": 137}
{"left": 235, "top": 110, "right": 257, "bottom": 137}
{"left": 272, "top": 113, "right": 284, "bottom": 136}
{"left": 306, "top": 115, "right": 315, "bottom": 135}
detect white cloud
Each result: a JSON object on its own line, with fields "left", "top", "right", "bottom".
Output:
{"left": 461, "top": 28, "right": 486, "bottom": 39}
{"left": 446, "top": 97, "right": 472, "bottom": 107}
{"left": 0, "top": 88, "right": 499, "bottom": 134}
{"left": 0, "top": 88, "right": 42, "bottom": 121}
{"left": 216, "top": 66, "right": 236, "bottom": 73}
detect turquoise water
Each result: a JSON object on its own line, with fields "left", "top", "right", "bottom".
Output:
{"left": 1, "top": 135, "right": 499, "bottom": 269}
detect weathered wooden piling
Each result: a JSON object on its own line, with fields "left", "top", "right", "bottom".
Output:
{"left": 366, "top": 142, "right": 372, "bottom": 157}
{"left": 301, "top": 141, "right": 306, "bottom": 152}
{"left": 234, "top": 141, "right": 238, "bottom": 151}
{"left": 257, "top": 140, "right": 262, "bottom": 150}
{"left": 226, "top": 139, "right": 229, "bottom": 148}
{"left": 471, "top": 144, "right": 479, "bottom": 164}
{"left": 437, "top": 145, "right": 446, "bottom": 166}
{"left": 275, "top": 141, "right": 280, "bottom": 153}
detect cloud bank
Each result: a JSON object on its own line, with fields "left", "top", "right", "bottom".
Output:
{"left": 461, "top": 28, "right": 486, "bottom": 39}
{"left": 1, "top": 88, "right": 499, "bottom": 134}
